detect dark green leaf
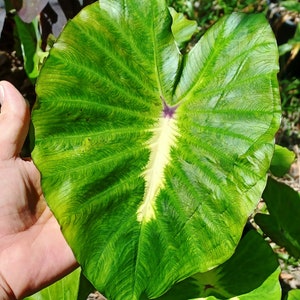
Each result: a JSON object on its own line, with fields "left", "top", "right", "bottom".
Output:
{"left": 255, "top": 177, "right": 300, "bottom": 258}
{"left": 78, "top": 272, "right": 97, "bottom": 300}
{"left": 14, "top": 15, "right": 39, "bottom": 79}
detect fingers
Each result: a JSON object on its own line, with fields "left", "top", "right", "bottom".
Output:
{"left": 0, "top": 81, "right": 30, "bottom": 160}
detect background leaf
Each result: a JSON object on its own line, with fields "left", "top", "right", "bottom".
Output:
{"left": 287, "top": 289, "right": 300, "bottom": 300}
{"left": 168, "top": 6, "right": 198, "bottom": 49}
{"left": 32, "top": 1, "right": 280, "bottom": 299}
{"left": 153, "top": 231, "right": 281, "bottom": 300}
{"left": 255, "top": 177, "right": 300, "bottom": 258}
{"left": 13, "top": 15, "right": 46, "bottom": 80}
{"left": 269, "top": 145, "right": 295, "bottom": 177}
{"left": 24, "top": 268, "right": 81, "bottom": 300}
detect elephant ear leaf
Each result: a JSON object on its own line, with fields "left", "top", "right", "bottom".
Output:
{"left": 32, "top": 0, "right": 281, "bottom": 299}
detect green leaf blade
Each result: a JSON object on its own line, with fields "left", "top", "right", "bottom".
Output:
{"left": 32, "top": 2, "right": 281, "bottom": 300}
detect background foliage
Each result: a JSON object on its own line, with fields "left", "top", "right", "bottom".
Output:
{"left": 0, "top": 0, "right": 300, "bottom": 299}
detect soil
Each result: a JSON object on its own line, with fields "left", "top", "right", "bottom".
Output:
{"left": 0, "top": 50, "right": 35, "bottom": 105}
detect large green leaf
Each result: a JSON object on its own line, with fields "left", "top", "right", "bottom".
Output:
{"left": 153, "top": 230, "right": 281, "bottom": 300}
{"left": 32, "top": 1, "right": 281, "bottom": 299}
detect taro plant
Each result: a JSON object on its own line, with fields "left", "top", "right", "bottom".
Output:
{"left": 28, "top": 0, "right": 282, "bottom": 299}
{"left": 1, "top": 0, "right": 46, "bottom": 81}
{"left": 254, "top": 144, "right": 300, "bottom": 300}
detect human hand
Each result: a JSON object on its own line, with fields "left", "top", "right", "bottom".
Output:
{"left": 0, "top": 81, "right": 78, "bottom": 299}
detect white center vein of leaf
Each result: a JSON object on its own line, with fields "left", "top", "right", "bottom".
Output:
{"left": 137, "top": 114, "right": 179, "bottom": 222}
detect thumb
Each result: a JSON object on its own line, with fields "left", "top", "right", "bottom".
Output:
{"left": 0, "top": 81, "right": 30, "bottom": 160}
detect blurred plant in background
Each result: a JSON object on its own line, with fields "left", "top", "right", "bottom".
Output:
{"left": 0, "top": 0, "right": 300, "bottom": 298}
{"left": 268, "top": 0, "right": 300, "bottom": 149}
{"left": 167, "top": 0, "right": 267, "bottom": 40}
